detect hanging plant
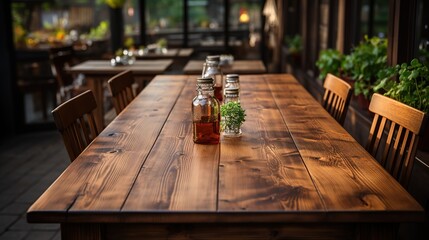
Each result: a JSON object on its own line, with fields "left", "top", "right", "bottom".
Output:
{"left": 105, "top": 0, "right": 125, "bottom": 9}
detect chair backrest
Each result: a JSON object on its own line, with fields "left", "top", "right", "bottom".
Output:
{"left": 107, "top": 70, "right": 136, "bottom": 114}
{"left": 52, "top": 90, "right": 100, "bottom": 162}
{"left": 50, "top": 52, "right": 75, "bottom": 88}
{"left": 366, "top": 93, "right": 427, "bottom": 187}
{"left": 322, "top": 73, "right": 352, "bottom": 125}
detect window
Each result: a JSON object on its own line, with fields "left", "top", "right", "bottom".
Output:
{"left": 229, "top": 0, "right": 262, "bottom": 48}
{"left": 187, "top": 0, "right": 224, "bottom": 47}
{"left": 123, "top": 0, "right": 140, "bottom": 46}
{"left": 359, "top": 0, "right": 389, "bottom": 39}
{"left": 416, "top": 0, "right": 429, "bottom": 64}
{"left": 145, "top": 0, "right": 183, "bottom": 46}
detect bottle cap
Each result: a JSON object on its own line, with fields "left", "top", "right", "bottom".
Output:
{"left": 226, "top": 74, "right": 239, "bottom": 79}
{"left": 224, "top": 88, "right": 239, "bottom": 94}
{"left": 226, "top": 74, "right": 239, "bottom": 83}
{"left": 197, "top": 77, "right": 214, "bottom": 84}
{"left": 206, "top": 55, "right": 220, "bottom": 62}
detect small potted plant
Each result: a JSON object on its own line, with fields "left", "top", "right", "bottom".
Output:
{"left": 221, "top": 102, "right": 246, "bottom": 137}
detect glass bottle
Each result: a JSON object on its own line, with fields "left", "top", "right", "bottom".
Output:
{"left": 202, "top": 55, "right": 223, "bottom": 101}
{"left": 192, "top": 77, "right": 220, "bottom": 144}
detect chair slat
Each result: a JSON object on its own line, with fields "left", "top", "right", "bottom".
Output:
{"left": 381, "top": 122, "right": 396, "bottom": 166}
{"left": 372, "top": 117, "right": 387, "bottom": 157}
{"left": 392, "top": 129, "right": 411, "bottom": 179}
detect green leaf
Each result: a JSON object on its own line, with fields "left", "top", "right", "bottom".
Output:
{"left": 220, "top": 102, "right": 246, "bottom": 130}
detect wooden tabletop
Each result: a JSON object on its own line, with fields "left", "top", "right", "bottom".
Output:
{"left": 183, "top": 60, "right": 266, "bottom": 74}
{"left": 69, "top": 59, "right": 173, "bottom": 75}
{"left": 134, "top": 48, "right": 193, "bottom": 59}
{"left": 27, "top": 74, "right": 423, "bottom": 239}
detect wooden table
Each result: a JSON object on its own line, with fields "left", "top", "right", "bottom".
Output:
{"left": 69, "top": 59, "right": 173, "bottom": 131}
{"left": 183, "top": 60, "right": 266, "bottom": 74}
{"left": 134, "top": 48, "right": 194, "bottom": 60}
{"left": 27, "top": 74, "right": 423, "bottom": 240}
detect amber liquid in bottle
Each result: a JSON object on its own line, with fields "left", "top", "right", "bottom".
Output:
{"left": 193, "top": 116, "right": 220, "bottom": 144}
{"left": 214, "top": 86, "right": 223, "bottom": 102}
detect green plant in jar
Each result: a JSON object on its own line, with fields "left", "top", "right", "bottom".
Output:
{"left": 220, "top": 102, "right": 246, "bottom": 137}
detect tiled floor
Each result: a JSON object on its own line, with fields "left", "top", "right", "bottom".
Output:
{"left": 0, "top": 131, "right": 69, "bottom": 240}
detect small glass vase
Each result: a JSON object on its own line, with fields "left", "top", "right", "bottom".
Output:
{"left": 223, "top": 124, "right": 242, "bottom": 138}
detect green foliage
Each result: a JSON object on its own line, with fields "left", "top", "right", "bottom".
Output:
{"left": 315, "top": 49, "right": 344, "bottom": 80}
{"left": 105, "top": 0, "right": 126, "bottom": 8}
{"left": 147, "top": 0, "right": 183, "bottom": 29}
{"left": 220, "top": 102, "right": 246, "bottom": 130}
{"left": 375, "top": 59, "right": 429, "bottom": 113}
{"left": 124, "top": 37, "right": 134, "bottom": 48}
{"left": 88, "top": 21, "right": 109, "bottom": 40}
{"left": 157, "top": 38, "right": 167, "bottom": 48}
{"left": 343, "top": 36, "right": 388, "bottom": 99}
{"left": 285, "top": 35, "right": 302, "bottom": 55}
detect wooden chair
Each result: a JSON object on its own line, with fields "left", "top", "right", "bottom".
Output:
{"left": 322, "top": 73, "right": 352, "bottom": 125}
{"left": 50, "top": 51, "right": 87, "bottom": 103}
{"left": 366, "top": 93, "right": 427, "bottom": 187}
{"left": 107, "top": 70, "right": 137, "bottom": 115}
{"left": 52, "top": 90, "right": 100, "bottom": 162}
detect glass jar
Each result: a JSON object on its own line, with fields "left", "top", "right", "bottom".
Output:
{"left": 192, "top": 77, "right": 220, "bottom": 144}
{"left": 224, "top": 87, "right": 240, "bottom": 104}
{"left": 224, "top": 74, "right": 240, "bottom": 93}
{"left": 202, "top": 55, "right": 223, "bottom": 101}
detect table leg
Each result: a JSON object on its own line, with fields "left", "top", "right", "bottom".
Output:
{"left": 86, "top": 76, "right": 105, "bottom": 132}
{"left": 61, "top": 223, "right": 101, "bottom": 240}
